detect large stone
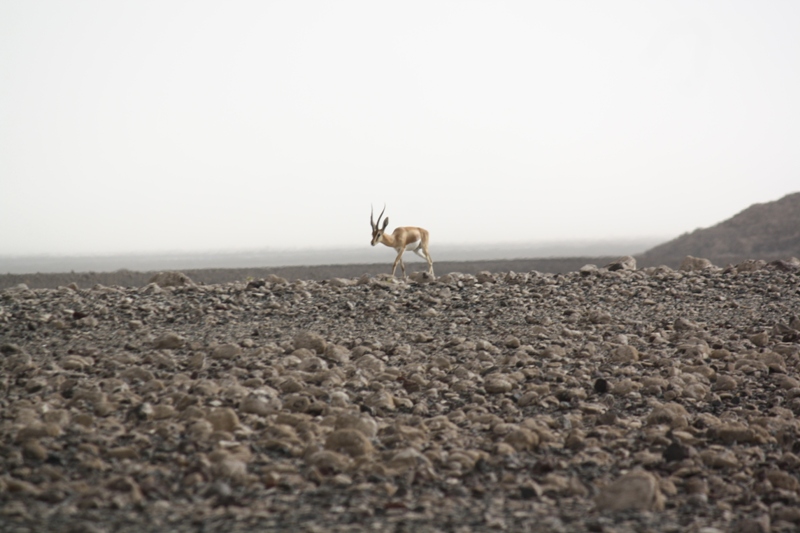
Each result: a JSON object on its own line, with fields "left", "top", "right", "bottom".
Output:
{"left": 153, "top": 332, "right": 185, "bottom": 350}
{"left": 206, "top": 408, "right": 240, "bottom": 432}
{"left": 148, "top": 271, "right": 193, "bottom": 287}
{"left": 680, "top": 256, "right": 714, "bottom": 271}
{"left": 294, "top": 331, "right": 327, "bottom": 354}
{"left": 595, "top": 470, "right": 665, "bottom": 511}
{"left": 325, "top": 429, "right": 374, "bottom": 458}
{"left": 605, "top": 256, "right": 636, "bottom": 271}
{"left": 646, "top": 402, "right": 690, "bottom": 428}
{"left": 211, "top": 343, "right": 242, "bottom": 360}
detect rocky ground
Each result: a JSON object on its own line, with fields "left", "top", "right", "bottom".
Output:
{"left": 0, "top": 257, "right": 619, "bottom": 290}
{"left": 1, "top": 256, "right": 800, "bottom": 532}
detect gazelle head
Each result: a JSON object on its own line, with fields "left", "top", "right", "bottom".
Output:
{"left": 370, "top": 204, "right": 389, "bottom": 246}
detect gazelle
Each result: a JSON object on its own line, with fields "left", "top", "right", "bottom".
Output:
{"left": 370, "top": 205, "right": 434, "bottom": 279}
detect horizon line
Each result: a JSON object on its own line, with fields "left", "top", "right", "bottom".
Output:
{"left": 0, "top": 236, "right": 670, "bottom": 260}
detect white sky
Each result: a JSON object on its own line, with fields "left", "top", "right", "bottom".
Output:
{"left": 1, "top": 1, "right": 799, "bottom": 256}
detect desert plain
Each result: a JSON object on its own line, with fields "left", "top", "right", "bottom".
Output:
{"left": 1, "top": 256, "right": 800, "bottom": 532}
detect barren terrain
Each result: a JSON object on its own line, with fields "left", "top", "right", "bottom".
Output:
{"left": 2, "top": 257, "right": 800, "bottom": 532}
{"left": 638, "top": 192, "right": 800, "bottom": 269}
{"left": 0, "top": 257, "right": 617, "bottom": 291}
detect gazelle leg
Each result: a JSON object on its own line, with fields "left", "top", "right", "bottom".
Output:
{"left": 392, "top": 250, "right": 405, "bottom": 278}
{"left": 423, "top": 249, "right": 434, "bottom": 276}
{"left": 414, "top": 247, "right": 435, "bottom": 277}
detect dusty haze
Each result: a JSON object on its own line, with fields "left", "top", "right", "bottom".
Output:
{"left": 2, "top": 2, "right": 799, "bottom": 257}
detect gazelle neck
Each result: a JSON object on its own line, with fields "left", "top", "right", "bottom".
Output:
{"left": 379, "top": 232, "right": 396, "bottom": 247}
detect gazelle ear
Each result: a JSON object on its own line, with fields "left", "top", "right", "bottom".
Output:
{"left": 382, "top": 218, "right": 389, "bottom": 229}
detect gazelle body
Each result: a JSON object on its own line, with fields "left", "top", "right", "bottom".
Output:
{"left": 370, "top": 205, "right": 434, "bottom": 278}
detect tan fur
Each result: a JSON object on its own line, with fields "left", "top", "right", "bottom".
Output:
{"left": 370, "top": 207, "right": 434, "bottom": 278}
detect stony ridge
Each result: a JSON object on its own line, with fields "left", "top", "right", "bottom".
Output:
{"left": 1, "top": 257, "right": 800, "bottom": 532}
{"left": 638, "top": 192, "right": 800, "bottom": 268}
{"left": 0, "top": 257, "right": 619, "bottom": 290}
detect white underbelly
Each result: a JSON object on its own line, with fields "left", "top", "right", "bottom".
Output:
{"left": 404, "top": 240, "right": 421, "bottom": 251}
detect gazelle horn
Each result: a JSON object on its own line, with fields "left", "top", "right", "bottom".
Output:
{"left": 376, "top": 204, "right": 386, "bottom": 227}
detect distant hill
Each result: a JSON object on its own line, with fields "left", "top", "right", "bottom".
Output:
{"left": 637, "top": 192, "right": 800, "bottom": 268}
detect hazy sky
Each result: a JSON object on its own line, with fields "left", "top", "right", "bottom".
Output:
{"left": 2, "top": 1, "right": 799, "bottom": 256}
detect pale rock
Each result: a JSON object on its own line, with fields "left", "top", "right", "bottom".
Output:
{"left": 325, "top": 429, "right": 374, "bottom": 458}
{"left": 335, "top": 413, "right": 378, "bottom": 438}
{"left": 212, "top": 456, "right": 249, "bottom": 483}
{"left": 278, "top": 377, "right": 305, "bottom": 394}
{"left": 683, "top": 382, "right": 710, "bottom": 400}
{"left": 504, "top": 336, "right": 521, "bottom": 349}
{"left": 324, "top": 344, "right": 351, "bottom": 364}
{"left": 505, "top": 271, "right": 529, "bottom": 284}
{"left": 152, "top": 404, "right": 177, "bottom": 420}
{"left": 611, "top": 378, "right": 641, "bottom": 396}
{"left": 22, "top": 440, "right": 48, "bottom": 460}
{"left": 541, "top": 345, "right": 566, "bottom": 358}
{"left": 409, "top": 271, "right": 434, "bottom": 284}
{"left": 211, "top": 343, "right": 242, "bottom": 360}
{"left": 646, "top": 402, "right": 690, "bottom": 429}
{"left": 712, "top": 423, "right": 767, "bottom": 445}
{"left": 504, "top": 428, "right": 539, "bottom": 451}
{"left": 493, "top": 441, "right": 517, "bottom": 456}
{"left": 680, "top": 256, "right": 714, "bottom": 271}
{"left": 674, "top": 317, "right": 698, "bottom": 331}
{"left": 294, "top": 331, "right": 327, "bottom": 354}
{"left": 595, "top": 470, "right": 665, "bottom": 511}
{"left": 306, "top": 450, "right": 351, "bottom": 473}
{"left": 121, "top": 367, "right": 155, "bottom": 383}
{"left": 148, "top": 271, "right": 193, "bottom": 287}
{"left": 736, "top": 259, "right": 767, "bottom": 273}
{"left": 749, "top": 332, "right": 770, "bottom": 348}
{"left": 476, "top": 271, "right": 496, "bottom": 284}
{"left": 759, "top": 351, "right": 785, "bottom": 372}
{"left": 485, "top": 376, "right": 514, "bottom": 394}
{"left": 283, "top": 394, "right": 311, "bottom": 413}
{"left": 765, "top": 469, "right": 800, "bottom": 492}
{"left": 364, "top": 390, "right": 395, "bottom": 411}
{"left": 355, "top": 354, "right": 385, "bottom": 373}
{"left": 62, "top": 354, "right": 93, "bottom": 371}
{"left": 605, "top": 256, "right": 637, "bottom": 271}
{"left": 712, "top": 374, "right": 738, "bottom": 391}
{"left": 75, "top": 315, "right": 99, "bottom": 327}
{"left": 107, "top": 446, "right": 139, "bottom": 460}
{"left": 611, "top": 345, "right": 639, "bottom": 363}
{"left": 700, "top": 448, "right": 741, "bottom": 469}
{"left": 206, "top": 408, "right": 240, "bottom": 432}
{"left": 588, "top": 310, "right": 612, "bottom": 324}
{"left": 240, "top": 395, "right": 273, "bottom": 416}
{"left": 153, "top": 332, "right": 185, "bottom": 350}
{"left": 327, "top": 278, "right": 354, "bottom": 288}
{"left": 387, "top": 448, "right": 428, "bottom": 473}
{"left": 330, "top": 391, "right": 350, "bottom": 407}
{"left": 187, "top": 352, "right": 206, "bottom": 370}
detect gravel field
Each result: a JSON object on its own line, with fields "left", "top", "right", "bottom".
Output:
{"left": 1, "top": 257, "right": 800, "bottom": 532}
